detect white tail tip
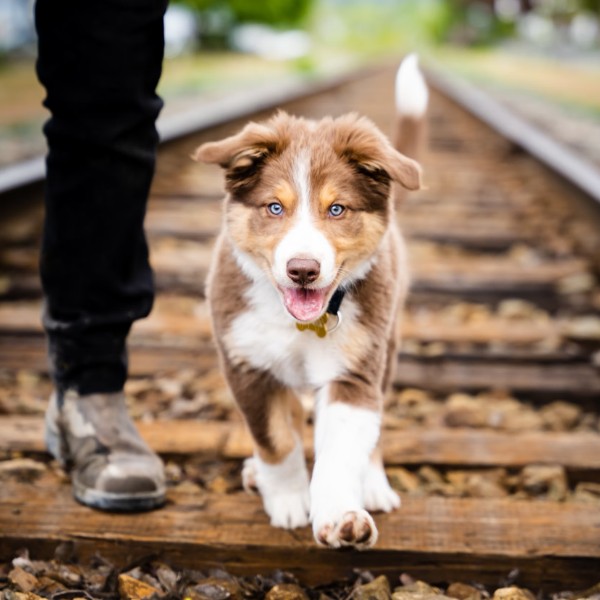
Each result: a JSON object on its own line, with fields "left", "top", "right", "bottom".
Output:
{"left": 395, "top": 53, "right": 429, "bottom": 118}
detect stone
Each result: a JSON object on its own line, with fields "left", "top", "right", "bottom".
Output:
{"left": 575, "top": 412, "right": 600, "bottom": 432}
{"left": 497, "top": 299, "right": 545, "bottom": 321}
{"left": 486, "top": 398, "right": 543, "bottom": 432}
{"left": 8, "top": 567, "right": 39, "bottom": 593}
{"left": 164, "top": 461, "right": 183, "bottom": 484}
{"left": 440, "top": 302, "right": 490, "bottom": 324}
{"left": 445, "top": 470, "right": 469, "bottom": 490}
{"left": 446, "top": 582, "right": 482, "bottom": 600}
{"left": 392, "top": 592, "right": 452, "bottom": 600}
{"left": 174, "top": 480, "right": 208, "bottom": 508}
{"left": 444, "top": 394, "right": 488, "bottom": 428}
{"left": 353, "top": 575, "right": 391, "bottom": 600}
{"left": 418, "top": 466, "right": 458, "bottom": 497}
{"left": 520, "top": 465, "right": 568, "bottom": 500}
{"left": 394, "top": 581, "right": 440, "bottom": 596}
{"left": 154, "top": 564, "right": 179, "bottom": 594}
{"left": 563, "top": 316, "right": 600, "bottom": 341}
{"left": 492, "top": 587, "right": 535, "bottom": 600}
{"left": 52, "top": 563, "right": 83, "bottom": 586}
{"left": 118, "top": 573, "right": 162, "bottom": 600}
{"left": 447, "top": 469, "right": 508, "bottom": 498}
{"left": 3, "top": 592, "right": 46, "bottom": 600}
{"left": 392, "top": 389, "right": 439, "bottom": 424}
{"left": 0, "top": 459, "right": 46, "bottom": 482}
{"left": 206, "top": 475, "right": 231, "bottom": 494}
{"left": 265, "top": 583, "right": 309, "bottom": 600}
{"left": 35, "top": 576, "right": 67, "bottom": 596}
{"left": 393, "top": 580, "right": 453, "bottom": 600}
{"left": 557, "top": 273, "right": 595, "bottom": 295}
{"left": 192, "top": 577, "right": 242, "bottom": 600}
{"left": 540, "top": 401, "right": 582, "bottom": 431}
{"left": 421, "top": 342, "right": 448, "bottom": 357}
{"left": 418, "top": 465, "right": 445, "bottom": 485}
{"left": 387, "top": 467, "right": 421, "bottom": 493}
{"left": 572, "top": 482, "right": 600, "bottom": 505}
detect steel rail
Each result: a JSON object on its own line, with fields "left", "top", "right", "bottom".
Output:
{"left": 426, "top": 66, "right": 600, "bottom": 207}
{"left": 2, "top": 61, "right": 599, "bottom": 209}
{"left": 0, "top": 68, "right": 364, "bottom": 196}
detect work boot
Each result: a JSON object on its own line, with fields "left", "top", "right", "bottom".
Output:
{"left": 45, "top": 389, "right": 166, "bottom": 511}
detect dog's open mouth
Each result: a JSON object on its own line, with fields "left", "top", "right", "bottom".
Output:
{"left": 282, "top": 287, "right": 329, "bottom": 322}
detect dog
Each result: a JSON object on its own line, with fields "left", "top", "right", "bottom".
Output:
{"left": 193, "top": 55, "right": 428, "bottom": 549}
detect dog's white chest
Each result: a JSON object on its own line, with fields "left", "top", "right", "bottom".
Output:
{"left": 223, "top": 281, "right": 349, "bottom": 390}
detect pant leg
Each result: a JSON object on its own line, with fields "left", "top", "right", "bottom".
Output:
{"left": 35, "top": 0, "right": 168, "bottom": 395}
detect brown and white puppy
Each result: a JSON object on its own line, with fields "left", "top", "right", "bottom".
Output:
{"left": 193, "top": 55, "right": 428, "bottom": 549}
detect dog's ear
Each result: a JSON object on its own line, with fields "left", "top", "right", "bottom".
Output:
{"left": 357, "top": 148, "right": 422, "bottom": 191}
{"left": 334, "top": 113, "right": 422, "bottom": 191}
{"left": 192, "top": 122, "right": 279, "bottom": 191}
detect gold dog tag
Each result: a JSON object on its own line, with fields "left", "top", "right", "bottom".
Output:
{"left": 296, "top": 313, "right": 329, "bottom": 338}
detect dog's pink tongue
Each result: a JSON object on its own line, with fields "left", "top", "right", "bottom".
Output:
{"left": 283, "top": 288, "right": 327, "bottom": 322}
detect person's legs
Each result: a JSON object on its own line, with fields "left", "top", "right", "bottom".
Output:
{"left": 35, "top": 0, "right": 168, "bottom": 510}
{"left": 36, "top": 0, "right": 166, "bottom": 392}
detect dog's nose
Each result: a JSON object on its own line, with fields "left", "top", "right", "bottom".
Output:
{"left": 287, "top": 258, "right": 320, "bottom": 285}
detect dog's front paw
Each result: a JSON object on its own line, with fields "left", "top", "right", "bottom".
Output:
{"left": 363, "top": 464, "right": 401, "bottom": 513}
{"left": 364, "top": 485, "right": 401, "bottom": 513}
{"left": 244, "top": 446, "right": 311, "bottom": 529}
{"left": 313, "top": 510, "right": 378, "bottom": 549}
{"left": 264, "top": 488, "right": 310, "bottom": 529}
{"left": 242, "top": 457, "right": 259, "bottom": 493}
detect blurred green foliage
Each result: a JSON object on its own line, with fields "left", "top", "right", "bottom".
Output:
{"left": 308, "top": 0, "right": 507, "bottom": 59}
{"left": 535, "top": 0, "right": 599, "bottom": 17}
{"left": 581, "top": 0, "right": 600, "bottom": 13}
{"left": 172, "top": 0, "right": 599, "bottom": 56}
{"left": 228, "top": 0, "right": 313, "bottom": 26}
{"left": 174, "top": 0, "right": 314, "bottom": 27}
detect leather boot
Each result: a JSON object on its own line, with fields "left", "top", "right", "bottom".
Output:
{"left": 45, "top": 390, "right": 166, "bottom": 511}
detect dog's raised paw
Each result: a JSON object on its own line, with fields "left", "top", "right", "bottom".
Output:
{"left": 314, "top": 510, "right": 378, "bottom": 549}
{"left": 241, "top": 457, "right": 258, "bottom": 493}
{"left": 364, "top": 485, "right": 401, "bottom": 513}
{"left": 244, "top": 457, "right": 310, "bottom": 528}
{"left": 363, "top": 465, "right": 401, "bottom": 513}
{"left": 264, "top": 489, "right": 310, "bottom": 529}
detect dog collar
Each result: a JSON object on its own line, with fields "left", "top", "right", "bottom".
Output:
{"left": 295, "top": 288, "right": 345, "bottom": 338}
{"left": 327, "top": 288, "right": 346, "bottom": 316}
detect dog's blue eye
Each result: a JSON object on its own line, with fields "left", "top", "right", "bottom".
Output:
{"left": 329, "top": 204, "right": 345, "bottom": 217}
{"left": 267, "top": 202, "right": 284, "bottom": 216}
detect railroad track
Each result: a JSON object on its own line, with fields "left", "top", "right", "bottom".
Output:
{"left": 1, "top": 63, "right": 600, "bottom": 594}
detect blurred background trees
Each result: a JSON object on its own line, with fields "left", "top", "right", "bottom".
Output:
{"left": 165, "top": 0, "right": 600, "bottom": 55}
{"left": 0, "top": 0, "right": 598, "bottom": 168}
{"left": 2, "top": 0, "right": 600, "bottom": 58}
{"left": 171, "top": 0, "right": 312, "bottom": 26}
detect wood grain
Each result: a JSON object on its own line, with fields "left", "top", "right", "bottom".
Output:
{"left": 0, "top": 477, "right": 598, "bottom": 589}
{"left": 2, "top": 416, "right": 599, "bottom": 471}
{"left": 0, "top": 297, "right": 565, "bottom": 346}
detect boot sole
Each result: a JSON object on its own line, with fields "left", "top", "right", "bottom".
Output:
{"left": 73, "top": 480, "right": 166, "bottom": 512}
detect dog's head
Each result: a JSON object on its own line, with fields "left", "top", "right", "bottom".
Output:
{"left": 194, "top": 111, "right": 421, "bottom": 323}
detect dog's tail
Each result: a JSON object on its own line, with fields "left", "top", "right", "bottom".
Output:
{"left": 393, "top": 54, "right": 428, "bottom": 201}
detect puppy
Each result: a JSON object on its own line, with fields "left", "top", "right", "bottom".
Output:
{"left": 193, "top": 56, "right": 427, "bottom": 549}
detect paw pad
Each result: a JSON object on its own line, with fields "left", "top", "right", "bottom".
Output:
{"left": 315, "top": 510, "right": 378, "bottom": 549}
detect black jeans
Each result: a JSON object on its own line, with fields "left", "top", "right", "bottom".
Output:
{"left": 35, "top": 0, "right": 168, "bottom": 394}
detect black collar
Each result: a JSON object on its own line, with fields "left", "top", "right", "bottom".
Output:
{"left": 326, "top": 288, "right": 346, "bottom": 315}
